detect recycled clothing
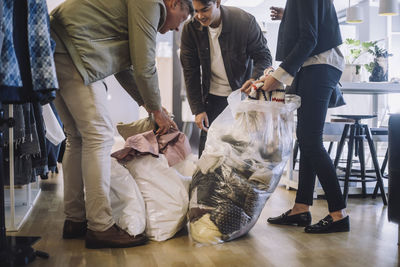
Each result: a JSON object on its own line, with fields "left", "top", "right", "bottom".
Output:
{"left": 111, "top": 129, "right": 192, "bottom": 167}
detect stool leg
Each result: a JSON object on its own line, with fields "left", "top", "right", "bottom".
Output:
{"left": 334, "top": 124, "right": 350, "bottom": 168}
{"left": 293, "top": 140, "right": 299, "bottom": 170}
{"left": 327, "top": 142, "right": 334, "bottom": 156}
{"left": 358, "top": 127, "right": 367, "bottom": 198}
{"left": 380, "top": 148, "right": 389, "bottom": 177}
{"left": 364, "top": 125, "right": 387, "bottom": 205}
{"left": 373, "top": 148, "right": 389, "bottom": 197}
{"left": 343, "top": 125, "right": 356, "bottom": 204}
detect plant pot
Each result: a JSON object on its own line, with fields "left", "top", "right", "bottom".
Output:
{"left": 369, "top": 57, "right": 388, "bottom": 82}
{"left": 341, "top": 64, "right": 362, "bottom": 82}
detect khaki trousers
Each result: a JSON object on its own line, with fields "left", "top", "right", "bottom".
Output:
{"left": 54, "top": 53, "right": 115, "bottom": 231}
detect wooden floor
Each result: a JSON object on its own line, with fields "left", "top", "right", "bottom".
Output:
{"left": 8, "top": 167, "right": 399, "bottom": 267}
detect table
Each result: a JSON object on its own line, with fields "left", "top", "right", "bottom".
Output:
{"left": 282, "top": 82, "right": 400, "bottom": 193}
{"left": 340, "top": 82, "right": 400, "bottom": 127}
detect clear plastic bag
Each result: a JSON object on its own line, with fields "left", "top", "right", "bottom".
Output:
{"left": 189, "top": 90, "right": 300, "bottom": 244}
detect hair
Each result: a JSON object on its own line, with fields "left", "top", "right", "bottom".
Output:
{"left": 180, "top": 0, "right": 194, "bottom": 16}
{"left": 194, "top": 0, "right": 217, "bottom": 5}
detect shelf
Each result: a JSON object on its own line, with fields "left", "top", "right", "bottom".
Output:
{"left": 4, "top": 184, "right": 41, "bottom": 232}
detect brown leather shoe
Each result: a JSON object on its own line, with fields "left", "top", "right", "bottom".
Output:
{"left": 85, "top": 224, "right": 148, "bottom": 249}
{"left": 63, "top": 220, "right": 87, "bottom": 239}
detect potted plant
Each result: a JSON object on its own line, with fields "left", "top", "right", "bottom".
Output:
{"left": 363, "top": 41, "right": 393, "bottom": 82}
{"left": 342, "top": 38, "right": 371, "bottom": 82}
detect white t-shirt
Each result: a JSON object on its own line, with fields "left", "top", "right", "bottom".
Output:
{"left": 208, "top": 22, "right": 232, "bottom": 97}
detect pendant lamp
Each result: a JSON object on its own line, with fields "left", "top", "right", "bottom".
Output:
{"left": 346, "top": 0, "right": 363, "bottom": 23}
{"left": 379, "top": 0, "right": 399, "bottom": 16}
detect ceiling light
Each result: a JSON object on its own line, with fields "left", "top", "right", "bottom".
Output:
{"left": 379, "top": 0, "right": 399, "bottom": 16}
{"left": 346, "top": 1, "right": 363, "bottom": 23}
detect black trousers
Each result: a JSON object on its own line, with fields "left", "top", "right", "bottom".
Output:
{"left": 294, "top": 64, "right": 346, "bottom": 212}
{"left": 198, "top": 94, "right": 228, "bottom": 157}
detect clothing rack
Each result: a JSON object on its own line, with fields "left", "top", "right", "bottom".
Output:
{"left": 6, "top": 104, "right": 41, "bottom": 232}
{"left": 0, "top": 104, "right": 49, "bottom": 266}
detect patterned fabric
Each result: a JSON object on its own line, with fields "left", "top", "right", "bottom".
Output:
{"left": 27, "top": 0, "right": 58, "bottom": 91}
{"left": 0, "top": 0, "right": 58, "bottom": 98}
{"left": 0, "top": 0, "right": 23, "bottom": 88}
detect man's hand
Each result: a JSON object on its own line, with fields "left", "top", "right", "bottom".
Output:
{"left": 151, "top": 108, "right": 177, "bottom": 135}
{"left": 239, "top": 78, "right": 255, "bottom": 95}
{"left": 270, "top": 6, "right": 284, "bottom": 20}
{"left": 195, "top": 112, "right": 209, "bottom": 132}
{"left": 259, "top": 75, "right": 281, "bottom": 92}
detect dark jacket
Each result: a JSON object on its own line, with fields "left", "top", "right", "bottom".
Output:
{"left": 180, "top": 6, "right": 272, "bottom": 115}
{"left": 276, "top": 0, "right": 342, "bottom": 77}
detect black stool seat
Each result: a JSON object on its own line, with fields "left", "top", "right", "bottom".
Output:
{"left": 333, "top": 114, "right": 377, "bottom": 121}
{"left": 333, "top": 114, "right": 387, "bottom": 205}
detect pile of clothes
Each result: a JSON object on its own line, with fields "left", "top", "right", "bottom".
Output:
{"left": 188, "top": 90, "right": 300, "bottom": 243}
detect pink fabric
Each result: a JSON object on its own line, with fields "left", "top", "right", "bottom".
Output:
{"left": 111, "top": 129, "right": 192, "bottom": 167}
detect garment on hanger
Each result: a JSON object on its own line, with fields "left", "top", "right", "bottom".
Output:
{"left": 1, "top": 102, "right": 49, "bottom": 185}
{"left": 0, "top": 0, "right": 4, "bottom": 52}
{"left": 44, "top": 102, "right": 64, "bottom": 176}
{"left": 0, "top": 0, "right": 58, "bottom": 104}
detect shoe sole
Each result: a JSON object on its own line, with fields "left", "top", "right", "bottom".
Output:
{"left": 304, "top": 228, "right": 350, "bottom": 234}
{"left": 268, "top": 221, "right": 311, "bottom": 227}
{"left": 63, "top": 234, "right": 85, "bottom": 239}
{"left": 85, "top": 238, "right": 148, "bottom": 249}
{"left": 63, "top": 232, "right": 86, "bottom": 239}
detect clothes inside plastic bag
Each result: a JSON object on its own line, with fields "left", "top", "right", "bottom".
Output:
{"left": 189, "top": 90, "right": 300, "bottom": 243}
{"left": 110, "top": 158, "right": 146, "bottom": 236}
{"left": 125, "top": 154, "right": 196, "bottom": 241}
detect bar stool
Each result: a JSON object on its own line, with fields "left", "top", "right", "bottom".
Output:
{"left": 370, "top": 127, "right": 389, "bottom": 198}
{"left": 333, "top": 115, "right": 387, "bottom": 205}
{"left": 292, "top": 121, "right": 347, "bottom": 170}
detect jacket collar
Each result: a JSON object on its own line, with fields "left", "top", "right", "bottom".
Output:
{"left": 193, "top": 5, "right": 231, "bottom": 34}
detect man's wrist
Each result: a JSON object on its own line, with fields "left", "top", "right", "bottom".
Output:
{"left": 149, "top": 108, "right": 162, "bottom": 115}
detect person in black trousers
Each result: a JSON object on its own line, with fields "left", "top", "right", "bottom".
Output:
{"left": 242, "top": 0, "right": 349, "bottom": 234}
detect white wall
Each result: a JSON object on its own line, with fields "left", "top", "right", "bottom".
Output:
{"left": 46, "top": 0, "right": 64, "bottom": 11}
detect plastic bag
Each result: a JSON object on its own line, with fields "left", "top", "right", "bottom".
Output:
{"left": 189, "top": 90, "right": 300, "bottom": 244}
{"left": 110, "top": 158, "right": 146, "bottom": 236}
{"left": 125, "top": 154, "right": 195, "bottom": 241}
{"left": 43, "top": 103, "right": 65, "bottom": 145}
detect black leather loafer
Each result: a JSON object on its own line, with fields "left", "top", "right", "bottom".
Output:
{"left": 305, "top": 215, "right": 350, "bottom": 234}
{"left": 267, "top": 209, "right": 312, "bottom": 226}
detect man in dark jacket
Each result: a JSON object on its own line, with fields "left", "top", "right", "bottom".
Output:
{"left": 180, "top": 0, "right": 272, "bottom": 156}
